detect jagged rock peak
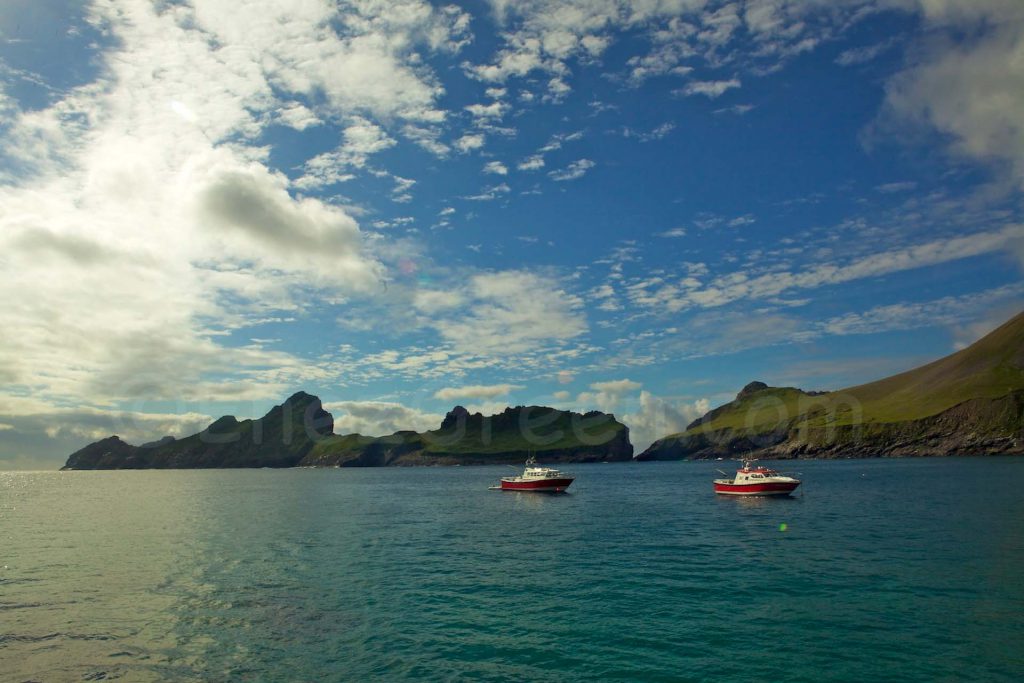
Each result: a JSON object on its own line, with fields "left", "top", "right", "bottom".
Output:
{"left": 440, "top": 405, "right": 471, "bottom": 430}
{"left": 737, "top": 381, "right": 769, "bottom": 398}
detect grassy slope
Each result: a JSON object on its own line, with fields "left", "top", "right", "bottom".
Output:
{"left": 685, "top": 311, "right": 1024, "bottom": 437}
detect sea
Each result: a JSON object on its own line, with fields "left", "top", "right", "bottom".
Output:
{"left": 2, "top": 457, "right": 1023, "bottom": 682}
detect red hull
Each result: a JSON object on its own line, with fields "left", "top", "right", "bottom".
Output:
{"left": 500, "top": 478, "right": 574, "bottom": 492}
{"left": 714, "top": 481, "right": 799, "bottom": 496}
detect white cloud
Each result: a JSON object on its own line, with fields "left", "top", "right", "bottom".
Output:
{"left": 657, "top": 227, "right": 687, "bottom": 238}
{"left": 434, "top": 384, "right": 525, "bottom": 401}
{"left": 0, "top": 0, "right": 395, "bottom": 412}
{"left": 549, "top": 158, "right": 595, "bottom": 181}
{"left": 433, "top": 270, "right": 587, "bottom": 354}
{"left": 622, "top": 122, "right": 675, "bottom": 142}
{"left": 819, "top": 283, "right": 1024, "bottom": 338}
{"left": 402, "top": 124, "right": 450, "bottom": 157}
{"left": 713, "top": 104, "right": 754, "bottom": 115}
{"left": 517, "top": 154, "right": 545, "bottom": 171}
{"left": 413, "top": 289, "right": 465, "bottom": 314}
{"left": 483, "top": 160, "right": 509, "bottom": 175}
{"left": 325, "top": 400, "right": 444, "bottom": 436}
{"left": 879, "top": 1, "right": 1024, "bottom": 188}
{"left": 390, "top": 175, "right": 417, "bottom": 203}
{"left": 188, "top": 0, "right": 470, "bottom": 123}
{"left": 574, "top": 377, "right": 642, "bottom": 416}
{"left": 466, "top": 101, "right": 509, "bottom": 120}
{"left": 274, "top": 101, "right": 320, "bottom": 130}
{"left": 623, "top": 391, "right": 710, "bottom": 452}
{"left": 678, "top": 78, "right": 741, "bottom": 98}
{"left": 296, "top": 117, "right": 396, "bottom": 188}
{"left": 464, "top": 182, "right": 511, "bottom": 200}
{"left": 455, "top": 133, "right": 486, "bottom": 153}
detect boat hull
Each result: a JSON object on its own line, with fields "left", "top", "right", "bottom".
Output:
{"left": 714, "top": 481, "right": 800, "bottom": 496}
{"left": 500, "top": 478, "right": 574, "bottom": 492}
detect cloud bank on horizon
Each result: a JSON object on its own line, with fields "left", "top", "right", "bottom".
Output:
{"left": 1, "top": 0, "right": 1022, "bottom": 467}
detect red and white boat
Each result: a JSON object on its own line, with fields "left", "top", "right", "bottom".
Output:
{"left": 713, "top": 460, "right": 800, "bottom": 496}
{"left": 494, "top": 456, "right": 574, "bottom": 492}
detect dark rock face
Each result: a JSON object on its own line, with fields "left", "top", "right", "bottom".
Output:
{"left": 440, "top": 405, "right": 471, "bottom": 431}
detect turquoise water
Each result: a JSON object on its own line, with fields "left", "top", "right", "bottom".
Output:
{"left": 2, "top": 458, "right": 1024, "bottom": 681}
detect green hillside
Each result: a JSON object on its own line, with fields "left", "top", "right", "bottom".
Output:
{"left": 640, "top": 310, "right": 1024, "bottom": 459}
{"left": 688, "top": 312, "right": 1024, "bottom": 435}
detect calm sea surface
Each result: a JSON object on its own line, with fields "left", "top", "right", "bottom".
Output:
{"left": 2, "top": 458, "right": 1023, "bottom": 682}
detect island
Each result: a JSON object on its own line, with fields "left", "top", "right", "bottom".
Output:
{"left": 637, "top": 311, "right": 1024, "bottom": 460}
{"left": 61, "top": 399, "right": 634, "bottom": 469}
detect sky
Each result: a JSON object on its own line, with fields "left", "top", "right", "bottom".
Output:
{"left": 1, "top": 0, "right": 1022, "bottom": 469}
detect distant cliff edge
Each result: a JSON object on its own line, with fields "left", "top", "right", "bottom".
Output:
{"left": 61, "top": 396, "right": 633, "bottom": 469}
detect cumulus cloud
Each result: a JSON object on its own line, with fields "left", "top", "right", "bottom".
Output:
{"left": 0, "top": 0, "right": 420, "bottom": 416}
{"left": 623, "top": 391, "right": 710, "bottom": 452}
{"left": 466, "top": 101, "right": 509, "bottom": 120}
{"left": 575, "top": 377, "right": 642, "bottom": 415}
{"left": 325, "top": 400, "right": 445, "bottom": 436}
{"left": 879, "top": 1, "right": 1024, "bottom": 188}
{"left": 197, "top": 167, "right": 379, "bottom": 286}
{"left": 483, "top": 160, "right": 509, "bottom": 175}
{"left": 455, "top": 133, "right": 486, "bottom": 153}
{"left": 189, "top": 0, "right": 470, "bottom": 123}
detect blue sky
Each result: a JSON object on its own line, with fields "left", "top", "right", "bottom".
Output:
{"left": 1, "top": 0, "right": 1022, "bottom": 468}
